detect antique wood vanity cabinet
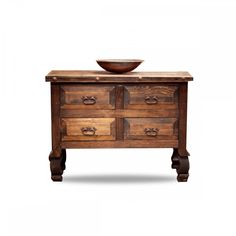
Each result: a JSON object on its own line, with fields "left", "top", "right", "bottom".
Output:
{"left": 46, "top": 71, "right": 193, "bottom": 182}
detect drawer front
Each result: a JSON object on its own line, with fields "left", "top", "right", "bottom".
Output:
{"left": 61, "top": 118, "right": 116, "bottom": 141}
{"left": 124, "top": 85, "right": 178, "bottom": 109}
{"left": 61, "top": 85, "right": 115, "bottom": 109}
{"left": 124, "top": 118, "right": 178, "bottom": 140}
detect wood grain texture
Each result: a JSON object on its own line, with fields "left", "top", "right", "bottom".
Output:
{"left": 124, "top": 118, "right": 178, "bottom": 140}
{"left": 116, "top": 118, "right": 124, "bottom": 140}
{"left": 115, "top": 85, "right": 124, "bottom": 109}
{"left": 46, "top": 70, "right": 193, "bottom": 83}
{"left": 50, "top": 83, "right": 61, "bottom": 157}
{"left": 61, "top": 118, "right": 116, "bottom": 141}
{"left": 61, "top": 85, "right": 115, "bottom": 109}
{"left": 61, "top": 140, "right": 178, "bottom": 148}
{"left": 124, "top": 85, "right": 178, "bottom": 109}
{"left": 60, "top": 109, "right": 178, "bottom": 118}
{"left": 46, "top": 71, "right": 192, "bottom": 182}
{"left": 178, "top": 83, "right": 190, "bottom": 157}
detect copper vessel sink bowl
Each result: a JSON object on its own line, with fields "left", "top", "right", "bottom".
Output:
{"left": 96, "top": 59, "right": 143, "bottom": 73}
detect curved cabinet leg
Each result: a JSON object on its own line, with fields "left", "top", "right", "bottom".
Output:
{"left": 171, "top": 148, "right": 180, "bottom": 169}
{"left": 50, "top": 158, "right": 63, "bottom": 181}
{"left": 49, "top": 150, "right": 64, "bottom": 181}
{"left": 176, "top": 155, "right": 190, "bottom": 182}
{"left": 61, "top": 149, "right": 66, "bottom": 171}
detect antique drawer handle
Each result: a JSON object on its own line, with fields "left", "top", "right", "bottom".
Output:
{"left": 145, "top": 95, "right": 158, "bottom": 104}
{"left": 144, "top": 128, "right": 159, "bottom": 137}
{"left": 81, "top": 96, "right": 97, "bottom": 105}
{"left": 81, "top": 127, "right": 97, "bottom": 136}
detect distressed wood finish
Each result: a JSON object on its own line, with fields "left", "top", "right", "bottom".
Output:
{"left": 60, "top": 109, "right": 178, "bottom": 118}
{"left": 178, "top": 83, "right": 189, "bottom": 157}
{"left": 61, "top": 85, "right": 115, "bottom": 109}
{"left": 61, "top": 140, "right": 178, "bottom": 148}
{"left": 50, "top": 83, "right": 61, "bottom": 157}
{"left": 124, "top": 85, "right": 178, "bottom": 109}
{"left": 46, "top": 70, "right": 193, "bottom": 83}
{"left": 115, "top": 86, "right": 124, "bottom": 140}
{"left": 124, "top": 118, "right": 178, "bottom": 140}
{"left": 46, "top": 70, "right": 192, "bottom": 182}
{"left": 61, "top": 118, "right": 116, "bottom": 141}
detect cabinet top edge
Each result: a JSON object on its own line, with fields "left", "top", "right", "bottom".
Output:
{"left": 45, "top": 70, "right": 193, "bottom": 82}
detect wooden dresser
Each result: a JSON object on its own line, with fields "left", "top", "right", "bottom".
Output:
{"left": 46, "top": 70, "right": 193, "bottom": 182}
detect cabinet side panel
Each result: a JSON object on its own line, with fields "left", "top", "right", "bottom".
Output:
{"left": 178, "top": 83, "right": 189, "bottom": 156}
{"left": 51, "top": 83, "right": 61, "bottom": 157}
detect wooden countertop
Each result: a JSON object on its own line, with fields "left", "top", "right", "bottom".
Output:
{"left": 46, "top": 70, "right": 193, "bottom": 83}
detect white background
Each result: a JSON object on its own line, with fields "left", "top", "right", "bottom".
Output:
{"left": 1, "top": 0, "right": 236, "bottom": 235}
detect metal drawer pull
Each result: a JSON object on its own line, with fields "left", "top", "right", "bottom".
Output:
{"left": 81, "top": 127, "right": 97, "bottom": 136}
{"left": 81, "top": 96, "right": 97, "bottom": 105}
{"left": 144, "top": 128, "right": 159, "bottom": 137}
{"left": 145, "top": 95, "right": 158, "bottom": 104}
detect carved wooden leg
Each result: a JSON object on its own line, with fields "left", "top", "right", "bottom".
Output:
{"left": 176, "top": 155, "right": 190, "bottom": 182}
{"left": 49, "top": 150, "right": 64, "bottom": 181}
{"left": 171, "top": 148, "right": 180, "bottom": 169}
{"left": 61, "top": 149, "right": 66, "bottom": 171}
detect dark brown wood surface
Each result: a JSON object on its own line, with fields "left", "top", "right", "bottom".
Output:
{"left": 61, "top": 140, "right": 178, "bottom": 148}
{"left": 50, "top": 83, "right": 61, "bottom": 158}
{"left": 177, "top": 83, "right": 189, "bottom": 157}
{"left": 124, "top": 118, "right": 178, "bottom": 140}
{"left": 60, "top": 85, "right": 115, "bottom": 109}
{"left": 61, "top": 118, "right": 116, "bottom": 141}
{"left": 60, "top": 109, "right": 178, "bottom": 118}
{"left": 124, "top": 85, "right": 178, "bottom": 109}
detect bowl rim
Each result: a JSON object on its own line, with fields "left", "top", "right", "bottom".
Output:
{"left": 96, "top": 59, "right": 144, "bottom": 63}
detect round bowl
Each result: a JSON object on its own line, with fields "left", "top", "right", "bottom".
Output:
{"left": 96, "top": 59, "right": 143, "bottom": 73}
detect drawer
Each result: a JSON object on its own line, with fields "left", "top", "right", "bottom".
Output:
{"left": 61, "top": 118, "right": 116, "bottom": 141}
{"left": 60, "top": 85, "right": 115, "bottom": 109}
{"left": 124, "top": 118, "right": 178, "bottom": 140}
{"left": 124, "top": 85, "right": 178, "bottom": 109}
